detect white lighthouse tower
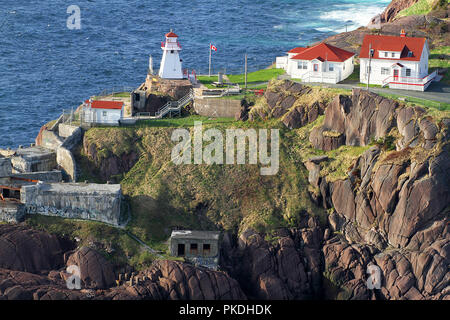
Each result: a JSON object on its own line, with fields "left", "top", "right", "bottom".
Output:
{"left": 159, "top": 30, "right": 183, "bottom": 79}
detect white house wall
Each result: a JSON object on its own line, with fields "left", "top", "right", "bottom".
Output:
{"left": 342, "top": 57, "right": 355, "bottom": 80}
{"left": 288, "top": 58, "right": 353, "bottom": 83}
{"left": 83, "top": 108, "right": 123, "bottom": 125}
{"left": 276, "top": 56, "right": 288, "bottom": 70}
{"left": 360, "top": 41, "right": 429, "bottom": 86}
{"left": 418, "top": 40, "right": 429, "bottom": 78}
{"left": 360, "top": 58, "right": 421, "bottom": 85}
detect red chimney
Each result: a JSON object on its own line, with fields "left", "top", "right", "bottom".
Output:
{"left": 400, "top": 29, "right": 406, "bottom": 37}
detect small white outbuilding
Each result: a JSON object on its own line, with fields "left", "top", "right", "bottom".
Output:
{"left": 83, "top": 100, "right": 124, "bottom": 125}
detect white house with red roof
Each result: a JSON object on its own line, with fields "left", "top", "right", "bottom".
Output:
{"left": 360, "top": 30, "right": 436, "bottom": 91}
{"left": 159, "top": 30, "right": 184, "bottom": 79}
{"left": 83, "top": 100, "right": 124, "bottom": 125}
{"left": 276, "top": 43, "right": 355, "bottom": 84}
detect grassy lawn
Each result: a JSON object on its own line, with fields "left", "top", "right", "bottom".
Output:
{"left": 344, "top": 64, "right": 360, "bottom": 82}
{"left": 197, "top": 75, "right": 221, "bottom": 89}
{"left": 134, "top": 115, "right": 236, "bottom": 127}
{"left": 357, "top": 83, "right": 383, "bottom": 88}
{"left": 112, "top": 92, "right": 132, "bottom": 98}
{"left": 92, "top": 92, "right": 131, "bottom": 100}
{"left": 227, "top": 68, "right": 285, "bottom": 85}
{"left": 429, "top": 46, "right": 450, "bottom": 85}
{"left": 396, "top": 0, "right": 435, "bottom": 18}
{"left": 378, "top": 92, "right": 450, "bottom": 117}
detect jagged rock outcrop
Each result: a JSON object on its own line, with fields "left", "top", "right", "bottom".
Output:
{"left": 134, "top": 260, "right": 246, "bottom": 300}
{"left": 371, "top": 0, "right": 420, "bottom": 24}
{"left": 66, "top": 247, "right": 116, "bottom": 289}
{"left": 251, "top": 80, "right": 326, "bottom": 129}
{"left": 309, "top": 89, "right": 450, "bottom": 248}
{"left": 304, "top": 87, "right": 449, "bottom": 299}
{"left": 310, "top": 89, "right": 398, "bottom": 150}
{"left": 0, "top": 259, "right": 246, "bottom": 300}
{"left": 224, "top": 214, "right": 324, "bottom": 300}
{"left": 0, "top": 224, "right": 66, "bottom": 274}
{"left": 0, "top": 225, "right": 246, "bottom": 300}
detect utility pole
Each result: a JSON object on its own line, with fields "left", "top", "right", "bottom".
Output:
{"left": 244, "top": 53, "right": 248, "bottom": 90}
{"left": 367, "top": 43, "right": 372, "bottom": 91}
{"left": 209, "top": 43, "right": 212, "bottom": 77}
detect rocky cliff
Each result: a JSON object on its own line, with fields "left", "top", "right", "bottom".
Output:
{"left": 232, "top": 81, "right": 449, "bottom": 300}
{"left": 375, "top": 0, "right": 421, "bottom": 23}
{"left": 0, "top": 224, "right": 246, "bottom": 300}
{"left": 5, "top": 78, "right": 449, "bottom": 300}
{"left": 302, "top": 88, "right": 449, "bottom": 300}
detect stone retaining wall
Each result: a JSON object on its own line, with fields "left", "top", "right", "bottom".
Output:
{"left": 193, "top": 98, "right": 241, "bottom": 118}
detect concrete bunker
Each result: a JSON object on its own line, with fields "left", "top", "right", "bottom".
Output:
{"left": 0, "top": 146, "right": 57, "bottom": 173}
{"left": 21, "top": 182, "right": 122, "bottom": 226}
{"left": 169, "top": 230, "right": 221, "bottom": 269}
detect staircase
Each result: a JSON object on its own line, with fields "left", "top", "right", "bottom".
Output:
{"left": 135, "top": 89, "right": 194, "bottom": 119}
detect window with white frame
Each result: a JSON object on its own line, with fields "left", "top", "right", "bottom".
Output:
{"left": 328, "top": 64, "right": 334, "bottom": 72}
{"left": 381, "top": 67, "right": 390, "bottom": 75}
{"left": 102, "top": 111, "right": 107, "bottom": 117}
{"left": 384, "top": 52, "right": 388, "bottom": 58}
{"left": 297, "top": 61, "right": 308, "bottom": 70}
{"left": 406, "top": 69, "right": 411, "bottom": 77}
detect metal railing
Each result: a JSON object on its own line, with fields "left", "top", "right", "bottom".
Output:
{"left": 302, "top": 71, "right": 339, "bottom": 83}
{"left": 382, "top": 71, "right": 437, "bottom": 87}
{"left": 200, "top": 85, "right": 241, "bottom": 98}
{"left": 96, "top": 86, "right": 134, "bottom": 98}
{"left": 135, "top": 89, "right": 194, "bottom": 119}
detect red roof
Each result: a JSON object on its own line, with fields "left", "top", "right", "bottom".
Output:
{"left": 288, "top": 47, "right": 308, "bottom": 54}
{"left": 359, "top": 34, "right": 426, "bottom": 62}
{"left": 290, "top": 43, "right": 355, "bottom": 62}
{"left": 90, "top": 100, "right": 124, "bottom": 110}
{"left": 165, "top": 31, "right": 178, "bottom": 38}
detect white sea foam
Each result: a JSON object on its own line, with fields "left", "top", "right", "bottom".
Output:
{"left": 315, "top": 27, "right": 334, "bottom": 33}
{"left": 319, "top": 2, "right": 389, "bottom": 31}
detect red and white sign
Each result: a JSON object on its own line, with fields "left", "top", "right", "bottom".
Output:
{"left": 210, "top": 44, "right": 217, "bottom": 52}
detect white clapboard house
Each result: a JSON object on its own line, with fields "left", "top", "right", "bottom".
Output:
{"left": 360, "top": 30, "right": 436, "bottom": 91}
{"left": 276, "top": 42, "right": 355, "bottom": 84}
{"left": 83, "top": 100, "right": 124, "bottom": 125}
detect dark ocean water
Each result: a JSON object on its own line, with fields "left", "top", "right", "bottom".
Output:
{"left": 0, "top": 0, "right": 389, "bottom": 148}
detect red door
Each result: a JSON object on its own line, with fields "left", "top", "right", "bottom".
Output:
{"left": 393, "top": 69, "right": 399, "bottom": 81}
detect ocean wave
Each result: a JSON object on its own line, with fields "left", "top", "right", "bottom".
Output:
{"left": 319, "top": 2, "right": 389, "bottom": 30}
{"left": 315, "top": 27, "right": 334, "bottom": 33}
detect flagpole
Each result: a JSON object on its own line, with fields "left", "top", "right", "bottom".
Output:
{"left": 209, "top": 43, "right": 212, "bottom": 77}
